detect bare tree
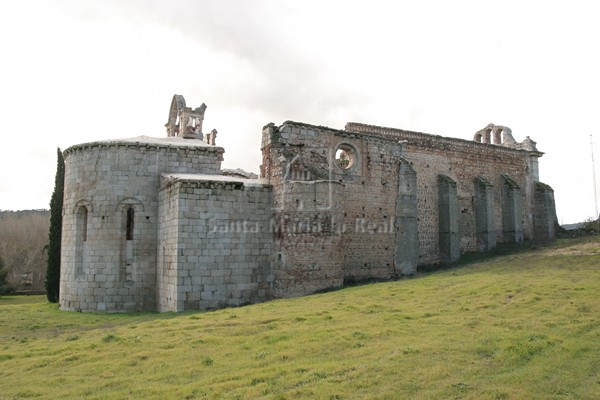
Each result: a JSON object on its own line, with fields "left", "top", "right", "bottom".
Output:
{"left": 0, "top": 210, "right": 50, "bottom": 292}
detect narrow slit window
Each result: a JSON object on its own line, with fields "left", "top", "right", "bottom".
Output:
{"left": 75, "top": 205, "right": 88, "bottom": 278}
{"left": 126, "top": 207, "right": 134, "bottom": 240}
{"left": 81, "top": 207, "right": 88, "bottom": 242}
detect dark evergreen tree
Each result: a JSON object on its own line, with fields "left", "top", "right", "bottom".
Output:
{"left": 46, "top": 148, "right": 64, "bottom": 303}
{"left": 0, "top": 255, "right": 14, "bottom": 295}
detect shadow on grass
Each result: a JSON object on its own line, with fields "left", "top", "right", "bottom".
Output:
{"left": 0, "top": 295, "right": 47, "bottom": 305}
{"left": 337, "top": 236, "right": 598, "bottom": 290}
{"left": 418, "top": 236, "right": 599, "bottom": 274}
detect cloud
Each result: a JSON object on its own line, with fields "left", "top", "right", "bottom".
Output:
{"left": 1, "top": 0, "right": 599, "bottom": 222}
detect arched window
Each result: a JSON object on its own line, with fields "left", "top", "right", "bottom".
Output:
{"left": 126, "top": 207, "right": 134, "bottom": 240}
{"left": 118, "top": 198, "right": 143, "bottom": 282}
{"left": 483, "top": 128, "right": 492, "bottom": 144}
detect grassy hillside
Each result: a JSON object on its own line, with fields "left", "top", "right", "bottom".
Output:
{"left": 1, "top": 238, "right": 599, "bottom": 399}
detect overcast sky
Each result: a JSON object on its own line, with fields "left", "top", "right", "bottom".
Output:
{"left": 1, "top": 0, "right": 599, "bottom": 224}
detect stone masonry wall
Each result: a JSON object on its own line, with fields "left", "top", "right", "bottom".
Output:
{"left": 262, "top": 122, "right": 417, "bottom": 291}
{"left": 157, "top": 175, "right": 273, "bottom": 311}
{"left": 60, "top": 138, "right": 223, "bottom": 312}
{"left": 272, "top": 180, "right": 345, "bottom": 297}
{"left": 346, "top": 123, "right": 541, "bottom": 265}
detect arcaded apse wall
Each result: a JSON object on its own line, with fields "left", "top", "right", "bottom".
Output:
{"left": 60, "top": 137, "right": 223, "bottom": 312}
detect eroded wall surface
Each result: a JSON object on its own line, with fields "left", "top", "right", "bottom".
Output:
{"left": 261, "top": 122, "right": 418, "bottom": 293}
{"left": 345, "top": 123, "right": 544, "bottom": 265}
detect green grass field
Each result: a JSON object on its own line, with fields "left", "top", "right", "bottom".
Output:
{"left": 1, "top": 238, "right": 599, "bottom": 399}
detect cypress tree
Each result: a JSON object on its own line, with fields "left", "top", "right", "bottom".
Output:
{"left": 46, "top": 148, "right": 64, "bottom": 303}
{"left": 0, "top": 255, "right": 14, "bottom": 295}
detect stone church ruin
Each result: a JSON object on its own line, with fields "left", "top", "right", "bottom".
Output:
{"left": 59, "top": 95, "right": 557, "bottom": 312}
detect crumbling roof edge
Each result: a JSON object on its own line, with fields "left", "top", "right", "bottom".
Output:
{"left": 345, "top": 122, "right": 545, "bottom": 156}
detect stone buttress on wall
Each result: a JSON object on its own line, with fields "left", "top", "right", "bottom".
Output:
{"left": 533, "top": 182, "right": 557, "bottom": 242}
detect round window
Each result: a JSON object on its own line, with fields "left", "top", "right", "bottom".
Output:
{"left": 334, "top": 144, "right": 357, "bottom": 170}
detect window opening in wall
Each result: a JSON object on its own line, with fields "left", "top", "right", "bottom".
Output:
{"left": 335, "top": 149, "right": 350, "bottom": 168}
{"left": 174, "top": 116, "right": 181, "bottom": 136}
{"left": 334, "top": 144, "right": 357, "bottom": 170}
{"left": 126, "top": 207, "right": 134, "bottom": 240}
{"left": 82, "top": 207, "right": 88, "bottom": 242}
{"left": 484, "top": 128, "right": 492, "bottom": 143}
{"left": 75, "top": 205, "right": 88, "bottom": 278}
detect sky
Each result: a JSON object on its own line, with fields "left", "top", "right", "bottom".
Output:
{"left": 0, "top": 0, "right": 599, "bottom": 224}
